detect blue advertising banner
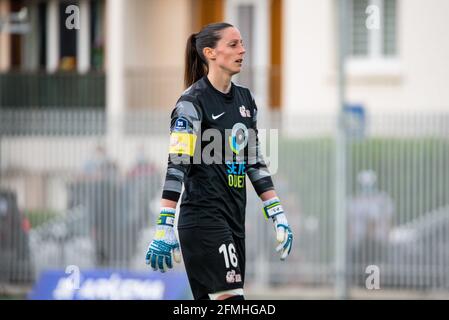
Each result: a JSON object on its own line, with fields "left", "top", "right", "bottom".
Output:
{"left": 28, "top": 269, "right": 192, "bottom": 300}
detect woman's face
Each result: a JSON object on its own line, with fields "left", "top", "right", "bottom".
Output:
{"left": 207, "top": 27, "right": 246, "bottom": 76}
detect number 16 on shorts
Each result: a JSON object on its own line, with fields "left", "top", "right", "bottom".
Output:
{"left": 219, "top": 243, "right": 242, "bottom": 284}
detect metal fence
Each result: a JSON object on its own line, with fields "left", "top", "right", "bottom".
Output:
{"left": 1, "top": 109, "right": 448, "bottom": 296}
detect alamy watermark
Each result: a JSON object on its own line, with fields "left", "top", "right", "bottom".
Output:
{"left": 366, "top": 5, "right": 380, "bottom": 30}
{"left": 169, "top": 124, "right": 279, "bottom": 175}
{"left": 365, "top": 265, "right": 381, "bottom": 290}
{"left": 65, "top": 5, "right": 80, "bottom": 30}
{"left": 65, "top": 264, "right": 81, "bottom": 290}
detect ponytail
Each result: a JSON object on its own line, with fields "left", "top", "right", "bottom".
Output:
{"left": 184, "top": 22, "right": 234, "bottom": 89}
{"left": 184, "top": 33, "right": 207, "bottom": 89}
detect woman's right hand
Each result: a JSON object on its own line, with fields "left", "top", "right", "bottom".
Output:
{"left": 145, "top": 208, "right": 181, "bottom": 272}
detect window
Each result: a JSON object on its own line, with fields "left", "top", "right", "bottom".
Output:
{"left": 236, "top": 4, "right": 254, "bottom": 89}
{"left": 59, "top": 1, "right": 77, "bottom": 71}
{"left": 90, "top": 0, "right": 105, "bottom": 71}
{"left": 382, "top": 0, "right": 396, "bottom": 56}
{"left": 349, "top": 0, "right": 397, "bottom": 58}
{"left": 1, "top": 0, "right": 105, "bottom": 73}
{"left": 38, "top": 1, "right": 47, "bottom": 69}
{"left": 0, "top": 1, "right": 42, "bottom": 70}
{"left": 8, "top": 0, "right": 26, "bottom": 70}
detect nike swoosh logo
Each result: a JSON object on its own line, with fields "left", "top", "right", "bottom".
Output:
{"left": 212, "top": 112, "right": 225, "bottom": 120}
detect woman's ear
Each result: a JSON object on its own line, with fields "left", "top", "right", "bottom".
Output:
{"left": 203, "top": 47, "right": 216, "bottom": 61}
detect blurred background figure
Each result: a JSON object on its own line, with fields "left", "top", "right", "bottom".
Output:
{"left": 81, "top": 144, "right": 118, "bottom": 180}
{"left": 68, "top": 143, "right": 123, "bottom": 267}
{"left": 124, "top": 145, "right": 162, "bottom": 238}
{"left": 348, "top": 170, "right": 394, "bottom": 284}
{"left": 0, "top": 190, "right": 33, "bottom": 284}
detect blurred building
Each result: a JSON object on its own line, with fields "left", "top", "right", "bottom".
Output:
{"left": 1, "top": 0, "right": 448, "bottom": 210}
{"left": 1, "top": 0, "right": 448, "bottom": 181}
{"left": 0, "top": 0, "right": 283, "bottom": 204}
{"left": 284, "top": 0, "right": 449, "bottom": 121}
{"left": 0, "top": 0, "right": 105, "bottom": 108}
{"left": 1, "top": 0, "right": 447, "bottom": 125}
{"left": 0, "top": 0, "right": 282, "bottom": 111}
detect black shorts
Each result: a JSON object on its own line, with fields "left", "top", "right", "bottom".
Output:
{"left": 178, "top": 227, "right": 245, "bottom": 300}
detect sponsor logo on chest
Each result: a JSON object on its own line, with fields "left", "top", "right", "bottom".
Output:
{"left": 239, "top": 105, "right": 251, "bottom": 118}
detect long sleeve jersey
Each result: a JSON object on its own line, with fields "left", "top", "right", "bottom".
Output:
{"left": 161, "top": 76, "right": 274, "bottom": 237}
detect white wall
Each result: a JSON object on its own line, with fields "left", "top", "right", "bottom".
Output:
{"left": 283, "top": 0, "right": 449, "bottom": 123}
{"left": 124, "top": 0, "right": 190, "bottom": 71}
{"left": 123, "top": 0, "right": 192, "bottom": 109}
{"left": 283, "top": 0, "right": 338, "bottom": 119}
{"left": 346, "top": 0, "right": 449, "bottom": 114}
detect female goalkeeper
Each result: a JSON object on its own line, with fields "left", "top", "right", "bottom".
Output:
{"left": 145, "top": 22, "right": 293, "bottom": 300}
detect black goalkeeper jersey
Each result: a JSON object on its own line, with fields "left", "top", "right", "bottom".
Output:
{"left": 161, "top": 76, "right": 274, "bottom": 237}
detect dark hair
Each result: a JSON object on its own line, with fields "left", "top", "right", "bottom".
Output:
{"left": 184, "top": 22, "right": 234, "bottom": 88}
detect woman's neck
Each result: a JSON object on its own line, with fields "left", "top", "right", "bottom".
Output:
{"left": 207, "top": 71, "right": 232, "bottom": 94}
